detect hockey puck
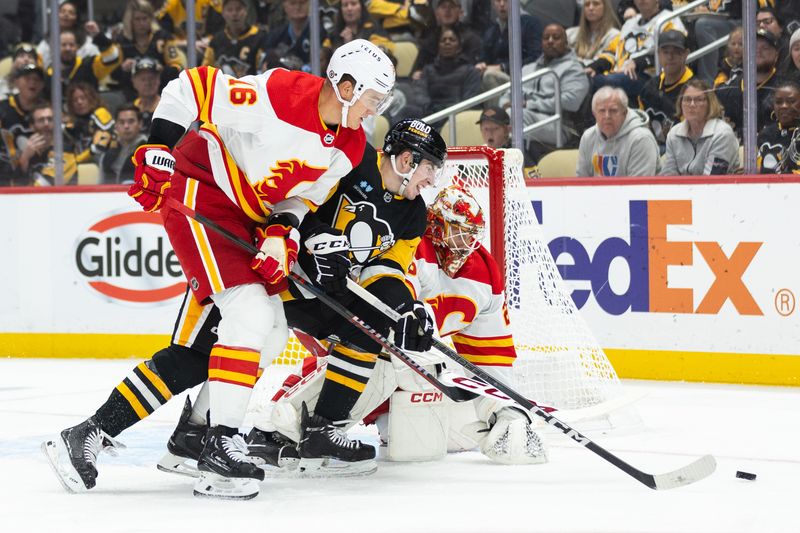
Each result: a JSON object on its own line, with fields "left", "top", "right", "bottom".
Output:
{"left": 736, "top": 471, "right": 757, "bottom": 481}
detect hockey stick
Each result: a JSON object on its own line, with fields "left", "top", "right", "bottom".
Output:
{"left": 163, "top": 197, "right": 478, "bottom": 403}
{"left": 343, "top": 278, "right": 717, "bottom": 491}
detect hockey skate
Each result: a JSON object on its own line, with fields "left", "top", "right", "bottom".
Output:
{"left": 245, "top": 427, "right": 300, "bottom": 475}
{"left": 193, "top": 425, "right": 265, "bottom": 500}
{"left": 297, "top": 402, "right": 377, "bottom": 477}
{"left": 157, "top": 396, "right": 206, "bottom": 478}
{"left": 480, "top": 408, "right": 548, "bottom": 465}
{"left": 42, "top": 416, "right": 125, "bottom": 492}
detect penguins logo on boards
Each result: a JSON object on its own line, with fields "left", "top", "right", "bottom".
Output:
{"left": 333, "top": 194, "right": 394, "bottom": 264}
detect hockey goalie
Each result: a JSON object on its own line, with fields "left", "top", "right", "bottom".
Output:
{"left": 255, "top": 186, "right": 548, "bottom": 467}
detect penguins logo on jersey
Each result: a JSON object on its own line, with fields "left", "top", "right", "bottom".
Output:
{"left": 333, "top": 194, "right": 394, "bottom": 264}
{"left": 758, "top": 141, "right": 784, "bottom": 172}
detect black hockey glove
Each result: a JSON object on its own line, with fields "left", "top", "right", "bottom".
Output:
{"left": 394, "top": 300, "right": 434, "bottom": 352}
{"left": 305, "top": 229, "right": 351, "bottom": 295}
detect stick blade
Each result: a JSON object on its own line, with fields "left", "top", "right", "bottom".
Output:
{"left": 651, "top": 454, "right": 717, "bottom": 490}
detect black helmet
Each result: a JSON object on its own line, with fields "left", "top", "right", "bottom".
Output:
{"left": 383, "top": 118, "right": 447, "bottom": 168}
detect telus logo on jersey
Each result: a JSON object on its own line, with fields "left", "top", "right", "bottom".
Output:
{"left": 535, "top": 199, "right": 763, "bottom": 316}
{"left": 74, "top": 211, "right": 186, "bottom": 304}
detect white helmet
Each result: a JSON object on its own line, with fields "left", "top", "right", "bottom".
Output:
{"left": 327, "top": 39, "right": 396, "bottom": 126}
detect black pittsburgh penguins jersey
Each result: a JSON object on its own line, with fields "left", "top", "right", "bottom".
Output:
{"left": 758, "top": 123, "right": 800, "bottom": 174}
{"left": 203, "top": 26, "right": 268, "bottom": 77}
{"left": 297, "top": 143, "right": 427, "bottom": 291}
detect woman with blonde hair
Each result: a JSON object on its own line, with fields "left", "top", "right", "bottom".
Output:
{"left": 64, "top": 81, "right": 115, "bottom": 167}
{"left": 113, "top": 0, "right": 185, "bottom": 98}
{"left": 567, "top": 0, "right": 620, "bottom": 67}
{"left": 660, "top": 79, "right": 740, "bottom": 176}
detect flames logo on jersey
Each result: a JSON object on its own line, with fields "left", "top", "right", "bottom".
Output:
{"left": 254, "top": 159, "right": 328, "bottom": 204}
{"left": 426, "top": 293, "right": 478, "bottom": 335}
{"left": 333, "top": 194, "right": 394, "bottom": 264}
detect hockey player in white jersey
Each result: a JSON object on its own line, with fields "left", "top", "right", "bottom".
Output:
{"left": 263, "top": 186, "right": 548, "bottom": 466}
{"left": 42, "top": 39, "right": 395, "bottom": 500}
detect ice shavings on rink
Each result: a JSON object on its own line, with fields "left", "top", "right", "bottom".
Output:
{"left": 2, "top": 358, "right": 797, "bottom": 533}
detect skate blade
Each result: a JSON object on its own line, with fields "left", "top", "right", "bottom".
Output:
{"left": 156, "top": 451, "right": 200, "bottom": 478}
{"left": 297, "top": 457, "right": 377, "bottom": 478}
{"left": 256, "top": 457, "right": 300, "bottom": 478}
{"left": 41, "top": 439, "right": 89, "bottom": 493}
{"left": 192, "top": 472, "right": 260, "bottom": 500}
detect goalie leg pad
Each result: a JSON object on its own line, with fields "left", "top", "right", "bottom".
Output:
{"left": 387, "top": 390, "right": 449, "bottom": 462}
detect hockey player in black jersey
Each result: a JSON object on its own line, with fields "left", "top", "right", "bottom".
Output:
{"left": 41, "top": 118, "right": 447, "bottom": 492}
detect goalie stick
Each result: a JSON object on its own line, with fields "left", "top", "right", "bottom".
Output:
{"left": 343, "top": 278, "right": 717, "bottom": 491}
{"left": 164, "top": 197, "right": 478, "bottom": 404}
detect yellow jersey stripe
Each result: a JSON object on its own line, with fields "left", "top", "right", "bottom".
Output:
{"left": 463, "top": 354, "right": 516, "bottom": 365}
{"left": 210, "top": 346, "right": 261, "bottom": 363}
{"left": 185, "top": 179, "right": 224, "bottom": 293}
{"left": 186, "top": 68, "right": 206, "bottom": 118}
{"left": 452, "top": 336, "right": 515, "bottom": 348}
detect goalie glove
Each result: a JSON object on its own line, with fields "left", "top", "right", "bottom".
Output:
{"left": 128, "top": 144, "right": 175, "bottom": 212}
{"left": 305, "top": 229, "right": 350, "bottom": 295}
{"left": 480, "top": 406, "right": 548, "bottom": 465}
{"left": 394, "top": 300, "right": 434, "bottom": 352}
{"left": 251, "top": 218, "right": 300, "bottom": 284}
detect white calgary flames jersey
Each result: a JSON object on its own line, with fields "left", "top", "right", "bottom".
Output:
{"left": 407, "top": 236, "right": 517, "bottom": 368}
{"left": 154, "top": 66, "right": 366, "bottom": 223}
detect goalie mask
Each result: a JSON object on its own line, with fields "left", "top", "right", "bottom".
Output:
{"left": 427, "top": 186, "right": 485, "bottom": 277}
{"left": 384, "top": 118, "right": 447, "bottom": 197}
{"left": 328, "top": 39, "right": 396, "bottom": 127}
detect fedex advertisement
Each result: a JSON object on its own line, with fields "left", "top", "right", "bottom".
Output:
{"left": 528, "top": 178, "right": 800, "bottom": 360}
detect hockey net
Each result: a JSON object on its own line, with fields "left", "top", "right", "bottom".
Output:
{"left": 261, "top": 146, "right": 624, "bottom": 413}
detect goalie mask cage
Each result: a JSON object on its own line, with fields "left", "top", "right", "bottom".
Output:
{"left": 267, "top": 146, "right": 624, "bottom": 412}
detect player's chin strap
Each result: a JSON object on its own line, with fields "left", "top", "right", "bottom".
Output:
{"left": 332, "top": 84, "right": 356, "bottom": 129}
{"left": 390, "top": 154, "right": 418, "bottom": 197}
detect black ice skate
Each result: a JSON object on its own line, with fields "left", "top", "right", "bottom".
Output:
{"left": 245, "top": 427, "right": 300, "bottom": 474}
{"left": 193, "top": 425, "right": 265, "bottom": 500}
{"left": 297, "top": 402, "right": 377, "bottom": 477}
{"left": 42, "top": 416, "right": 125, "bottom": 493}
{"left": 157, "top": 396, "right": 206, "bottom": 478}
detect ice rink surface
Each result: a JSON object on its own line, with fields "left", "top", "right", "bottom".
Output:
{"left": 2, "top": 357, "right": 797, "bottom": 533}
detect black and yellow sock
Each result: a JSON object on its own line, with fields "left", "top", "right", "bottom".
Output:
{"left": 314, "top": 345, "right": 377, "bottom": 421}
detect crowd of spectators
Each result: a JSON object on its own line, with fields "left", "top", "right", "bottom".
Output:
{"left": 1, "top": 0, "right": 800, "bottom": 186}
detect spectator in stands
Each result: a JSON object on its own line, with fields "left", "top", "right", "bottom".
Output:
{"left": 757, "top": 6, "right": 792, "bottom": 77}
{"left": 476, "top": 105, "right": 536, "bottom": 167}
{"left": 411, "top": 0, "right": 481, "bottom": 79}
{"left": 586, "top": 0, "right": 686, "bottom": 99}
{"left": 64, "top": 81, "right": 115, "bottom": 167}
{"left": 367, "top": 0, "right": 432, "bottom": 41}
{"left": 576, "top": 86, "right": 659, "bottom": 177}
{"left": 661, "top": 79, "right": 739, "bottom": 176}
{"left": 717, "top": 28, "right": 781, "bottom": 137}
{"left": 567, "top": 0, "right": 620, "bottom": 68}
{"left": 157, "top": 0, "right": 225, "bottom": 42}
{"left": 204, "top": 0, "right": 269, "bottom": 77}
{"left": 37, "top": 1, "right": 100, "bottom": 68}
{"left": 691, "top": 0, "right": 741, "bottom": 84}
{"left": 413, "top": 27, "right": 482, "bottom": 117}
{"left": 47, "top": 26, "right": 122, "bottom": 93}
{"left": 113, "top": 0, "right": 185, "bottom": 101}
{"left": 324, "top": 0, "right": 392, "bottom": 52}
{"left": 102, "top": 104, "right": 148, "bottom": 184}
{"left": 263, "top": 0, "right": 325, "bottom": 72}
{"left": 714, "top": 26, "right": 743, "bottom": 88}
{"left": 18, "top": 103, "right": 79, "bottom": 186}
{"left": 0, "top": 43, "right": 40, "bottom": 100}
{"left": 0, "top": 63, "right": 47, "bottom": 185}
{"left": 500, "top": 23, "right": 590, "bottom": 159}
{"left": 638, "top": 30, "right": 694, "bottom": 149}
{"left": 476, "top": 0, "right": 543, "bottom": 98}
{"left": 758, "top": 79, "right": 800, "bottom": 173}
{"left": 786, "top": 28, "right": 800, "bottom": 83}
{"left": 130, "top": 57, "right": 162, "bottom": 132}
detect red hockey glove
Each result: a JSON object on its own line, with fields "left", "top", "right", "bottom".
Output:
{"left": 128, "top": 144, "right": 175, "bottom": 212}
{"left": 251, "top": 223, "right": 300, "bottom": 284}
